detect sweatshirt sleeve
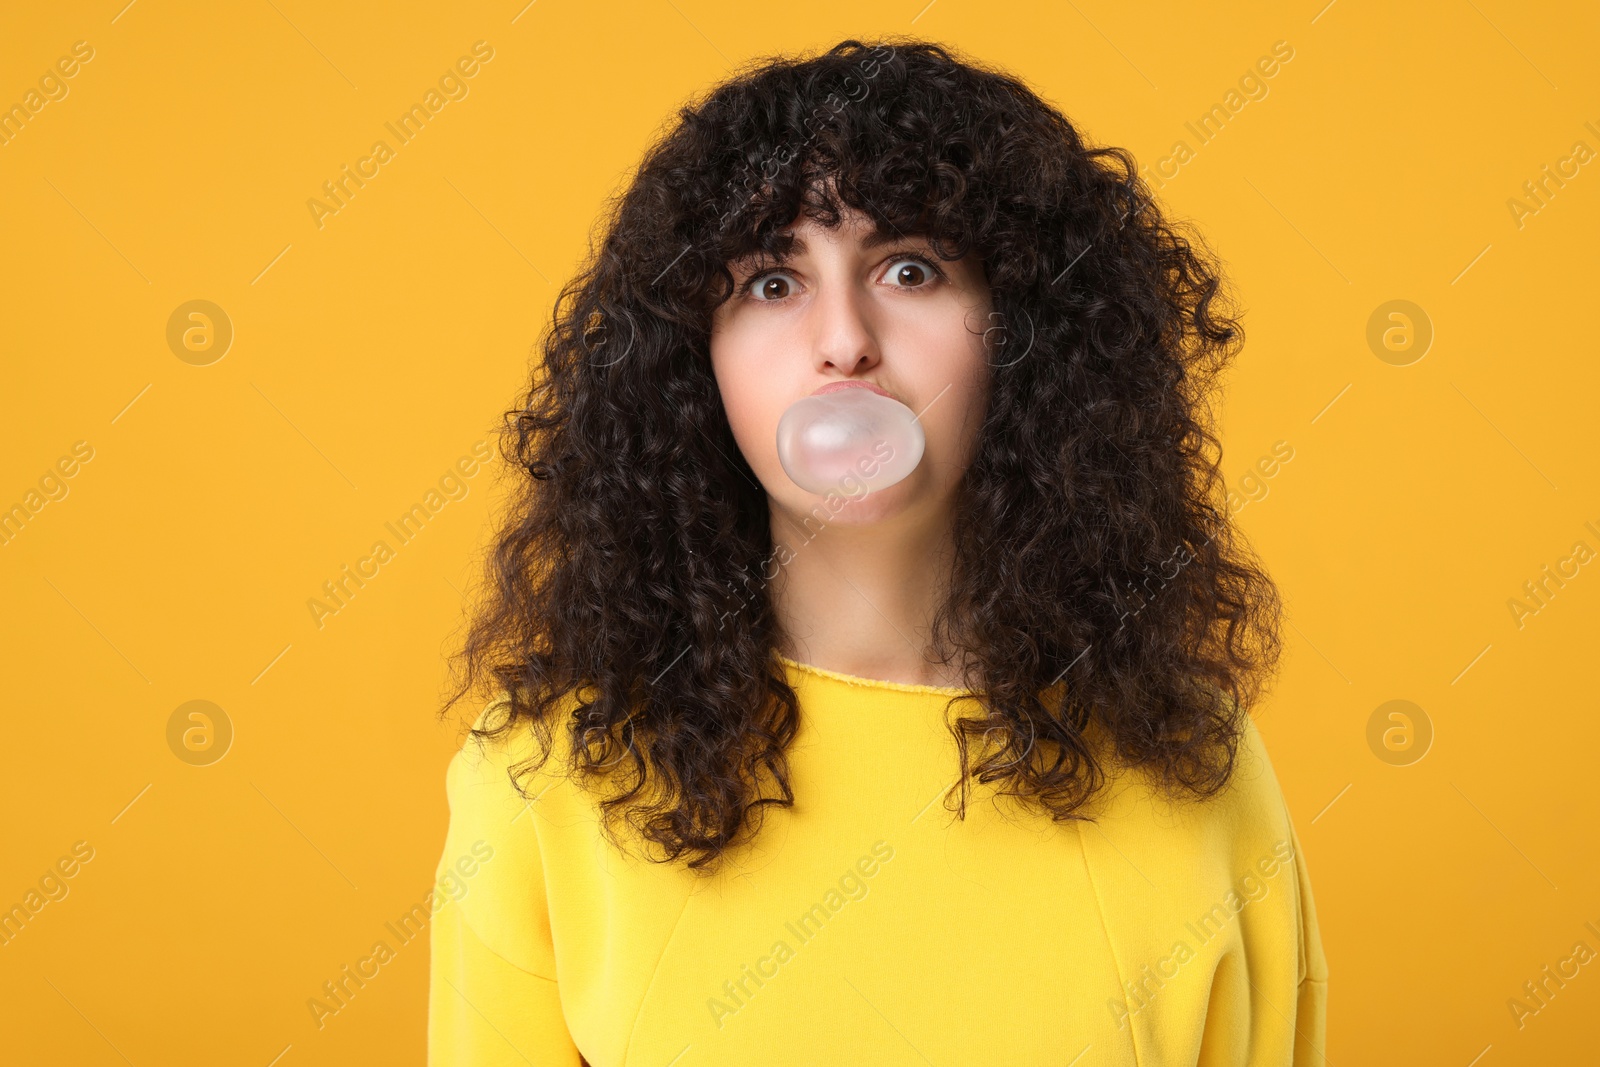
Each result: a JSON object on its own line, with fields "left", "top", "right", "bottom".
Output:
{"left": 428, "top": 703, "right": 584, "bottom": 1067}
{"left": 1288, "top": 817, "right": 1329, "bottom": 1066}
{"left": 1188, "top": 716, "right": 1329, "bottom": 1067}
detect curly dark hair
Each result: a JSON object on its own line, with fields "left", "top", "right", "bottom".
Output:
{"left": 440, "top": 36, "right": 1282, "bottom": 874}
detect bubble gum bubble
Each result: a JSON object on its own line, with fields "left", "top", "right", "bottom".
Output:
{"left": 775, "top": 388, "right": 925, "bottom": 495}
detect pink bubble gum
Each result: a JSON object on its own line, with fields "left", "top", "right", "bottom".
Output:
{"left": 775, "top": 388, "right": 925, "bottom": 496}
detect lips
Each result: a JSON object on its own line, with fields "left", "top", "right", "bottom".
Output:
{"left": 811, "top": 380, "right": 894, "bottom": 400}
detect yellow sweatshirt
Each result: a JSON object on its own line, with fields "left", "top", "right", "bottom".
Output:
{"left": 428, "top": 655, "right": 1328, "bottom": 1065}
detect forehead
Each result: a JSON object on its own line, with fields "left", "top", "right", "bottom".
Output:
{"left": 727, "top": 213, "right": 935, "bottom": 269}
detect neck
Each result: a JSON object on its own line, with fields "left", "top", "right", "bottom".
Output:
{"left": 766, "top": 491, "right": 966, "bottom": 690}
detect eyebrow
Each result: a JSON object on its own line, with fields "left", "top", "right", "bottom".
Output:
{"left": 734, "top": 227, "right": 930, "bottom": 269}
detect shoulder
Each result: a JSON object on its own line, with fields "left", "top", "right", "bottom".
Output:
{"left": 1078, "top": 706, "right": 1328, "bottom": 1054}
{"left": 1124, "top": 709, "right": 1302, "bottom": 880}
{"left": 1082, "top": 699, "right": 1290, "bottom": 842}
{"left": 1208, "top": 710, "right": 1296, "bottom": 847}
{"left": 1078, "top": 707, "right": 1323, "bottom": 962}
{"left": 443, "top": 691, "right": 577, "bottom": 812}
{"left": 435, "top": 692, "right": 581, "bottom": 976}
{"left": 1211, "top": 712, "right": 1331, "bottom": 988}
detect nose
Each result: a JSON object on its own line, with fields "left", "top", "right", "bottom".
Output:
{"left": 809, "top": 270, "right": 881, "bottom": 377}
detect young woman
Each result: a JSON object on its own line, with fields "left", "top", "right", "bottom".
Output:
{"left": 428, "top": 38, "right": 1327, "bottom": 1066}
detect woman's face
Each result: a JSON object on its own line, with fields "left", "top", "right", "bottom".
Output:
{"left": 708, "top": 208, "right": 994, "bottom": 530}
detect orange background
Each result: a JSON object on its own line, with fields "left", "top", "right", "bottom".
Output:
{"left": 2, "top": 1, "right": 1597, "bottom": 1063}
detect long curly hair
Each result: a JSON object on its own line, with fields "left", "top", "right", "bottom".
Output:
{"left": 441, "top": 37, "right": 1283, "bottom": 874}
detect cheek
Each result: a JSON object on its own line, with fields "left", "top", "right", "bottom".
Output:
{"left": 926, "top": 380, "right": 988, "bottom": 472}
{"left": 914, "top": 324, "right": 991, "bottom": 460}
{"left": 711, "top": 344, "right": 781, "bottom": 467}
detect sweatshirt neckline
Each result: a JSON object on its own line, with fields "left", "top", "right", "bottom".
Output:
{"left": 775, "top": 653, "right": 974, "bottom": 696}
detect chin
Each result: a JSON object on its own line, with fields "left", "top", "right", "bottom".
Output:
{"left": 777, "top": 469, "right": 930, "bottom": 529}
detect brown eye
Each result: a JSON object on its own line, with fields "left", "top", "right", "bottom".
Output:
{"left": 739, "top": 268, "right": 795, "bottom": 301}
{"left": 884, "top": 255, "right": 940, "bottom": 288}
{"left": 755, "top": 275, "right": 792, "bottom": 300}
